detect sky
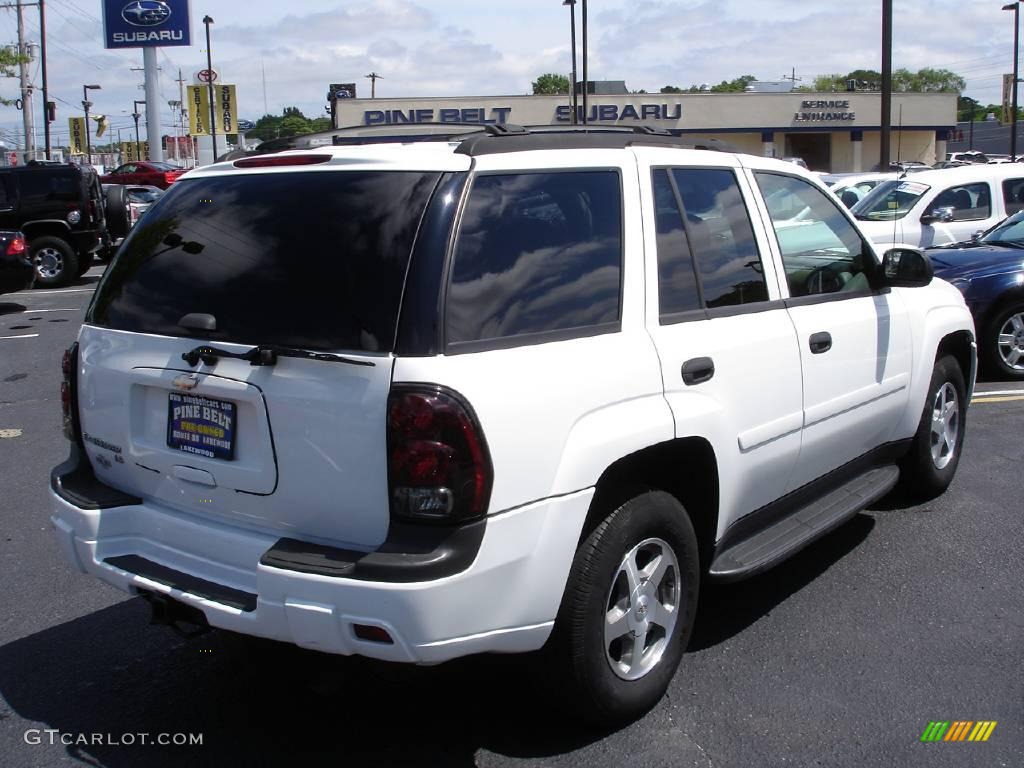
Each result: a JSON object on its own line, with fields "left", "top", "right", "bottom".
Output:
{"left": 0, "top": 0, "right": 1018, "bottom": 153}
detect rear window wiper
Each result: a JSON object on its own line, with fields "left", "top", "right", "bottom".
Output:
{"left": 182, "top": 344, "right": 375, "bottom": 368}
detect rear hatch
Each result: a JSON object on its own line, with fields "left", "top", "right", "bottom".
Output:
{"left": 80, "top": 164, "right": 445, "bottom": 548}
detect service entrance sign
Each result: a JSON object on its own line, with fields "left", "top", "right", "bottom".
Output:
{"left": 102, "top": 0, "right": 191, "bottom": 49}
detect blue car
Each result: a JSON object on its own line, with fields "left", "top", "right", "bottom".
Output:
{"left": 929, "top": 212, "right": 1024, "bottom": 379}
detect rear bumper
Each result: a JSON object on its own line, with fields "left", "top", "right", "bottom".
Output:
{"left": 0, "top": 261, "right": 33, "bottom": 293}
{"left": 50, "top": 456, "right": 591, "bottom": 663}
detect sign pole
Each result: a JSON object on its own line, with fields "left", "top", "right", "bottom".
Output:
{"left": 143, "top": 47, "right": 163, "bottom": 162}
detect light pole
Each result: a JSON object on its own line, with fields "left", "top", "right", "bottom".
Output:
{"left": 133, "top": 99, "right": 145, "bottom": 160}
{"left": 168, "top": 99, "right": 181, "bottom": 162}
{"left": 1003, "top": 2, "right": 1022, "bottom": 160}
{"left": 82, "top": 84, "right": 100, "bottom": 162}
{"left": 203, "top": 15, "right": 217, "bottom": 162}
{"left": 563, "top": 0, "right": 578, "bottom": 125}
{"left": 581, "top": 0, "right": 588, "bottom": 125}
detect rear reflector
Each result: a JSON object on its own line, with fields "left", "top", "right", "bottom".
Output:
{"left": 233, "top": 154, "right": 332, "bottom": 168}
{"left": 353, "top": 624, "right": 394, "bottom": 644}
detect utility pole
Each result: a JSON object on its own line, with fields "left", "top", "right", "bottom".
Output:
{"left": 365, "top": 71, "right": 382, "bottom": 98}
{"left": 880, "top": 0, "right": 893, "bottom": 172}
{"left": 39, "top": 0, "right": 49, "bottom": 158}
{"left": 175, "top": 68, "right": 189, "bottom": 166}
{"left": 16, "top": 0, "right": 34, "bottom": 161}
{"left": 782, "top": 67, "right": 802, "bottom": 87}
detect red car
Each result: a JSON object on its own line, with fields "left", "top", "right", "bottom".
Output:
{"left": 100, "top": 161, "right": 186, "bottom": 190}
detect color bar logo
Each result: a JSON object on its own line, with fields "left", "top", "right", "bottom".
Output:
{"left": 921, "top": 721, "right": 997, "bottom": 742}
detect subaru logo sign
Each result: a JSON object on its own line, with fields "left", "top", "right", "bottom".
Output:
{"left": 122, "top": 1, "right": 171, "bottom": 27}
{"left": 103, "top": 0, "right": 189, "bottom": 48}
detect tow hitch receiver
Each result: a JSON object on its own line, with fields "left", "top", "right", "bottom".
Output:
{"left": 141, "top": 591, "right": 211, "bottom": 639}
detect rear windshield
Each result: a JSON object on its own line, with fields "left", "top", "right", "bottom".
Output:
{"left": 87, "top": 170, "right": 441, "bottom": 352}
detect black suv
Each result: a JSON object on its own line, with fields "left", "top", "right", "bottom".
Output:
{"left": 0, "top": 163, "right": 108, "bottom": 287}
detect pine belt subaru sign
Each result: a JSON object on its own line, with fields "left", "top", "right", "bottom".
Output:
{"left": 103, "top": 0, "right": 191, "bottom": 48}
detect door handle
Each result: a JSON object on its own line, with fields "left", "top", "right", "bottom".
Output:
{"left": 809, "top": 331, "right": 832, "bottom": 354}
{"left": 681, "top": 357, "right": 715, "bottom": 386}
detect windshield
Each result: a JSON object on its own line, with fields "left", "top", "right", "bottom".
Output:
{"left": 851, "top": 179, "right": 930, "bottom": 221}
{"left": 88, "top": 170, "right": 442, "bottom": 352}
{"left": 981, "top": 211, "right": 1024, "bottom": 244}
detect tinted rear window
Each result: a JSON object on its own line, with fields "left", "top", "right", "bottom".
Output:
{"left": 88, "top": 170, "right": 440, "bottom": 352}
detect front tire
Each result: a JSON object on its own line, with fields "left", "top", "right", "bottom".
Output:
{"left": 30, "top": 236, "right": 78, "bottom": 288}
{"left": 982, "top": 303, "right": 1024, "bottom": 380}
{"left": 544, "top": 490, "right": 699, "bottom": 725}
{"left": 898, "top": 355, "right": 966, "bottom": 500}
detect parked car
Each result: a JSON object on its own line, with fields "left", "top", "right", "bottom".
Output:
{"left": 780, "top": 156, "right": 808, "bottom": 169}
{"left": 930, "top": 211, "right": 1024, "bottom": 379}
{"left": 100, "top": 161, "right": 186, "bottom": 190}
{"left": 51, "top": 132, "right": 975, "bottom": 725}
{"left": 851, "top": 163, "right": 1024, "bottom": 248}
{"left": 0, "top": 230, "right": 32, "bottom": 295}
{"left": 829, "top": 172, "right": 898, "bottom": 208}
{"left": 947, "top": 150, "right": 989, "bottom": 164}
{"left": 0, "top": 163, "right": 109, "bottom": 287}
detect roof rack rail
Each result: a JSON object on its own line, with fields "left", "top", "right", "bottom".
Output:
{"left": 632, "top": 125, "right": 673, "bottom": 136}
{"left": 483, "top": 123, "right": 528, "bottom": 136}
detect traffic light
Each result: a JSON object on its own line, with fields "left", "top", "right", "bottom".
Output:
{"left": 46, "top": 101, "right": 56, "bottom": 122}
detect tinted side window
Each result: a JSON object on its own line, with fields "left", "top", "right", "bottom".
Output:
{"left": 446, "top": 171, "right": 622, "bottom": 346}
{"left": 1003, "top": 178, "right": 1024, "bottom": 215}
{"left": 652, "top": 169, "right": 701, "bottom": 316}
{"left": 925, "top": 182, "right": 991, "bottom": 221}
{"left": 671, "top": 168, "right": 767, "bottom": 308}
{"left": 755, "top": 172, "right": 873, "bottom": 297}
{"left": 18, "top": 172, "right": 78, "bottom": 202}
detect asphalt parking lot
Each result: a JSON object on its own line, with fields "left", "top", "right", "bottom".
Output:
{"left": 0, "top": 266, "right": 1021, "bottom": 768}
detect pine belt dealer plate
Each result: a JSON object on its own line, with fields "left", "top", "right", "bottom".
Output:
{"left": 167, "top": 392, "right": 237, "bottom": 461}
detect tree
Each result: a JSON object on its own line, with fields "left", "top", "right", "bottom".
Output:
{"left": 958, "top": 95, "right": 981, "bottom": 123}
{"left": 846, "top": 69, "right": 882, "bottom": 91}
{"left": 248, "top": 107, "right": 328, "bottom": 141}
{"left": 660, "top": 85, "right": 684, "bottom": 94}
{"left": 0, "top": 47, "right": 28, "bottom": 106}
{"left": 532, "top": 73, "right": 570, "bottom": 95}
{"left": 812, "top": 74, "right": 845, "bottom": 92}
{"left": 706, "top": 75, "right": 757, "bottom": 93}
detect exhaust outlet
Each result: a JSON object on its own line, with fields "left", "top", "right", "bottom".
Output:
{"left": 142, "top": 591, "right": 211, "bottom": 639}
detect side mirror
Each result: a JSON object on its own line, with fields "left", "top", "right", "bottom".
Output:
{"left": 921, "top": 206, "right": 955, "bottom": 225}
{"left": 881, "top": 247, "right": 933, "bottom": 288}
{"left": 972, "top": 230, "right": 984, "bottom": 242}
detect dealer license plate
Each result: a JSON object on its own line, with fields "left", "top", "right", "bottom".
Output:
{"left": 167, "top": 392, "right": 236, "bottom": 461}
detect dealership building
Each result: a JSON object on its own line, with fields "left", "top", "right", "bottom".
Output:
{"left": 331, "top": 91, "right": 957, "bottom": 172}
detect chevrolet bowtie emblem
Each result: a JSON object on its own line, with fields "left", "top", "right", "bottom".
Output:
{"left": 172, "top": 373, "right": 200, "bottom": 391}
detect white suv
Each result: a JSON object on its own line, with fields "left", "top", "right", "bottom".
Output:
{"left": 51, "top": 128, "right": 976, "bottom": 724}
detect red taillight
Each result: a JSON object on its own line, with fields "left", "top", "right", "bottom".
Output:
{"left": 5, "top": 236, "right": 25, "bottom": 256}
{"left": 61, "top": 344, "right": 79, "bottom": 442}
{"left": 387, "top": 386, "right": 492, "bottom": 524}
{"left": 164, "top": 172, "right": 177, "bottom": 184}
{"left": 233, "top": 154, "right": 332, "bottom": 168}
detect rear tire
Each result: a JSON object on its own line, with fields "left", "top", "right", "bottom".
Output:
{"left": 543, "top": 490, "right": 699, "bottom": 726}
{"left": 104, "top": 184, "right": 130, "bottom": 240}
{"left": 30, "top": 236, "right": 78, "bottom": 288}
{"left": 982, "top": 303, "right": 1024, "bottom": 380}
{"left": 897, "top": 355, "right": 966, "bottom": 500}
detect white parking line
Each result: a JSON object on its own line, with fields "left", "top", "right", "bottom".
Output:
{"left": 0, "top": 334, "right": 39, "bottom": 340}
{"left": 4, "top": 308, "right": 78, "bottom": 313}
{"left": 10, "top": 287, "right": 95, "bottom": 296}
{"left": 973, "top": 389, "right": 1024, "bottom": 397}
